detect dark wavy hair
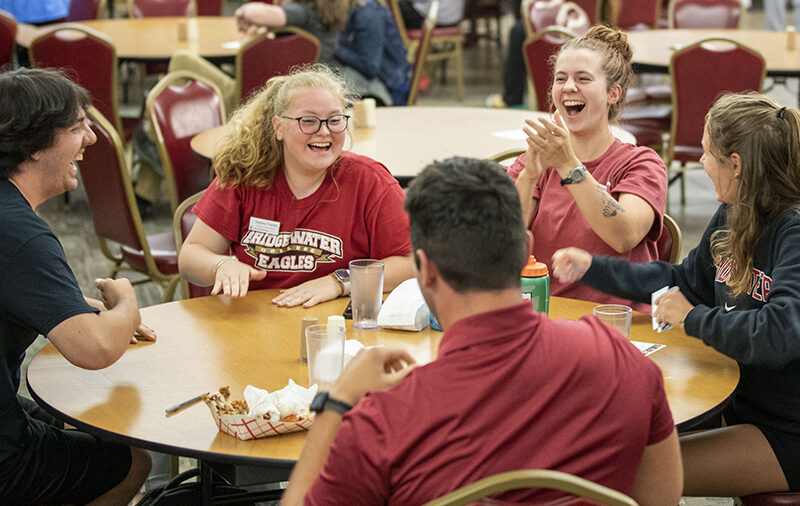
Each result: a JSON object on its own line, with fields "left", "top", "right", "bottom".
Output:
{"left": 0, "top": 68, "right": 91, "bottom": 179}
{"left": 404, "top": 157, "right": 528, "bottom": 291}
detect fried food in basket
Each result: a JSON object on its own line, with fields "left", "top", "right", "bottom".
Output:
{"left": 203, "top": 386, "right": 311, "bottom": 422}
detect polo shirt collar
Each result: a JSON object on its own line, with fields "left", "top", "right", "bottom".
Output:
{"left": 437, "top": 302, "right": 542, "bottom": 357}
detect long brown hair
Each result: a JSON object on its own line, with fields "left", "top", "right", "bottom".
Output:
{"left": 708, "top": 93, "right": 800, "bottom": 296}
{"left": 309, "top": 0, "right": 353, "bottom": 30}
{"left": 213, "top": 64, "right": 355, "bottom": 189}
{"left": 556, "top": 24, "right": 634, "bottom": 123}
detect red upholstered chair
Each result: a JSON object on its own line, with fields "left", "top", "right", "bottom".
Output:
{"left": 408, "top": 0, "right": 438, "bottom": 105}
{"left": 614, "top": 0, "right": 659, "bottom": 30}
{"left": 739, "top": 492, "right": 800, "bottom": 505}
{"left": 147, "top": 71, "right": 225, "bottom": 215}
{"left": 173, "top": 191, "right": 213, "bottom": 299}
{"left": 0, "top": 10, "right": 16, "bottom": 70}
{"left": 571, "top": 0, "right": 598, "bottom": 23}
{"left": 521, "top": 0, "right": 562, "bottom": 39}
{"left": 555, "top": 2, "right": 590, "bottom": 35}
{"left": 656, "top": 213, "right": 682, "bottom": 263}
{"left": 522, "top": 27, "right": 574, "bottom": 112}
{"left": 666, "top": 38, "right": 765, "bottom": 205}
{"left": 235, "top": 27, "right": 320, "bottom": 105}
{"left": 128, "top": 0, "right": 196, "bottom": 17}
{"left": 28, "top": 24, "right": 137, "bottom": 142}
{"left": 388, "top": 0, "right": 465, "bottom": 101}
{"left": 66, "top": 0, "right": 107, "bottom": 21}
{"left": 668, "top": 0, "right": 742, "bottom": 29}
{"left": 81, "top": 107, "right": 180, "bottom": 302}
{"left": 195, "top": 0, "right": 223, "bottom": 15}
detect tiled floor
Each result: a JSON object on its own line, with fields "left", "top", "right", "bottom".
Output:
{"left": 17, "top": 2, "right": 800, "bottom": 503}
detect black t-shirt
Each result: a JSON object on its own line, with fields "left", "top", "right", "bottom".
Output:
{"left": 0, "top": 181, "right": 97, "bottom": 462}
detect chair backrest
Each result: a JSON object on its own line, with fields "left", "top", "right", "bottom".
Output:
{"left": 129, "top": 0, "right": 196, "bottom": 17}
{"left": 555, "top": 1, "right": 590, "bottom": 35}
{"left": 522, "top": 27, "right": 574, "bottom": 112}
{"left": 173, "top": 191, "right": 213, "bottom": 298}
{"left": 522, "top": 0, "right": 562, "bottom": 39}
{"left": 571, "top": 0, "right": 598, "bottom": 23}
{"left": 668, "top": 37, "right": 765, "bottom": 164}
{"left": 0, "top": 9, "right": 16, "bottom": 70}
{"left": 195, "top": 0, "right": 223, "bottom": 15}
{"left": 235, "top": 27, "right": 320, "bottom": 104}
{"left": 29, "top": 24, "right": 122, "bottom": 135}
{"left": 657, "top": 213, "right": 682, "bottom": 263}
{"left": 408, "top": 0, "right": 438, "bottom": 105}
{"left": 66, "top": 0, "right": 107, "bottom": 21}
{"left": 668, "top": 0, "right": 741, "bottom": 29}
{"left": 147, "top": 70, "right": 225, "bottom": 215}
{"left": 81, "top": 107, "right": 151, "bottom": 259}
{"left": 387, "top": 0, "right": 412, "bottom": 50}
{"left": 614, "top": 0, "right": 659, "bottom": 30}
{"left": 422, "top": 469, "right": 638, "bottom": 506}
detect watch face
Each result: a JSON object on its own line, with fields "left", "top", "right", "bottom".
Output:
{"left": 334, "top": 268, "right": 350, "bottom": 282}
{"left": 310, "top": 392, "right": 329, "bottom": 412}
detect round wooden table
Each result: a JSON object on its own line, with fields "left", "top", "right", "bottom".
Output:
{"left": 16, "top": 16, "right": 241, "bottom": 61}
{"left": 191, "top": 107, "right": 637, "bottom": 181}
{"left": 628, "top": 29, "right": 800, "bottom": 77}
{"left": 27, "top": 291, "right": 739, "bottom": 467}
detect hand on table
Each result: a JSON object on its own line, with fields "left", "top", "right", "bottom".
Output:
{"left": 93, "top": 278, "right": 156, "bottom": 344}
{"left": 331, "top": 347, "right": 417, "bottom": 406}
{"left": 132, "top": 323, "right": 156, "bottom": 344}
{"left": 212, "top": 258, "right": 267, "bottom": 298}
{"left": 653, "top": 290, "right": 693, "bottom": 330}
{"left": 524, "top": 110, "right": 580, "bottom": 177}
{"left": 551, "top": 247, "right": 592, "bottom": 283}
{"left": 272, "top": 275, "right": 342, "bottom": 308}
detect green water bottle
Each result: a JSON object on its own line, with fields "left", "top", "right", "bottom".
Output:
{"left": 521, "top": 256, "right": 550, "bottom": 314}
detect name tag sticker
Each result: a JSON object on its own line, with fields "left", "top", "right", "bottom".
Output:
{"left": 249, "top": 217, "right": 280, "bottom": 235}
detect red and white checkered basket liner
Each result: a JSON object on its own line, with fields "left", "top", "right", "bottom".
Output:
{"left": 206, "top": 404, "right": 314, "bottom": 441}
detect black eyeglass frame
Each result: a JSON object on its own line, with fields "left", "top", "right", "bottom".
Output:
{"left": 280, "top": 114, "right": 351, "bottom": 134}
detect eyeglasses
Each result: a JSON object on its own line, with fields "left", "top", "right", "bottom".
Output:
{"left": 281, "top": 114, "right": 350, "bottom": 134}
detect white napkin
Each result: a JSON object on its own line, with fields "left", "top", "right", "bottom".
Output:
{"left": 344, "top": 339, "right": 365, "bottom": 368}
{"left": 244, "top": 384, "right": 279, "bottom": 421}
{"left": 244, "top": 380, "right": 317, "bottom": 420}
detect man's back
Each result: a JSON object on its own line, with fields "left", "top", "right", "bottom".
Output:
{"left": 307, "top": 303, "right": 674, "bottom": 504}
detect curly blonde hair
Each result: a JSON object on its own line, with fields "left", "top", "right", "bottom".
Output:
{"left": 555, "top": 24, "right": 634, "bottom": 123}
{"left": 213, "top": 64, "right": 356, "bottom": 189}
{"left": 707, "top": 93, "right": 800, "bottom": 296}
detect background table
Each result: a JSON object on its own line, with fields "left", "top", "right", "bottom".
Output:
{"left": 628, "top": 29, "right": 800, "bottom": 78}
{"left": 27, "top": 291, "right": 739, "bottom": 467}
{"left": 16, "top": 17, "right": 241, "bottom": 61}
{"left": 191, "top": 107, "right": 636, "bottom": 181}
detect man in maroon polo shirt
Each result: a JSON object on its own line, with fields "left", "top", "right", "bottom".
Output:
{"left": 282, "top": 157, "right": 683, "bottom": 505}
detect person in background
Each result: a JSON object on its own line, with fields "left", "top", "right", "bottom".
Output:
{"left": 507, "top": 24, "right": 666, "bottom": 312}
{"left": 399, "top": 0, "right": 464, "bottom": 27}
{"left": 552, "top": 92, "right": 800, "bottom": 497}
{"left": 179, "top": 65, "right": 413, "bottom": 306}
{"left": 0, "top": 67, "right": 154, "bottom": 505}
{"left": 764, "top": 0, "right": 800, "bottom": 32}
{"left": 281, "top": 156, "right": 682, "bottom": 505}
{"left": 0, "top": 0, "right": 70, "bottom": 66}
{"left": 333, "top": 0, "right": 410, "bottom": 106}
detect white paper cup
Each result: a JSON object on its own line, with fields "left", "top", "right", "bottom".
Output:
{"left": 349, "top": 259, "right": 384, "bottom": 329}
{"left": 305, "top": 324, "right": 345, "bottom": 391}
{"left": 593, "top": 304, "right": 633, "bottom": 339}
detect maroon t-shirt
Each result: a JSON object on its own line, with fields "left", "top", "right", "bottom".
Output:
{"left": 306, "top": 302, "right": 675, "bottom": 505}
{"left": 193, "top": 152, "right": 411, "bottom": 290}
{"left": 508, "top": 140, "right": 667, "bottom": 312}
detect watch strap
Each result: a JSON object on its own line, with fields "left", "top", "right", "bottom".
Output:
{"left": 560, "top": 164, "right": 587, "bottom": 186}
{"left": 311, "top": 392, "right": 353, "bottom": 416}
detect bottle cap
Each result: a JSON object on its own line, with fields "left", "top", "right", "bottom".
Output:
{"left": 327, "top": 315, "right": 346, "bottom": 330}
{"left": 521, "top": 255, "right": 549, "bottom": 276}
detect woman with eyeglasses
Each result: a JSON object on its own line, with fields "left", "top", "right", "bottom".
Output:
{"left": 507, "top": 25, "right": 667, "bottom": 312}
{"left": 553, "top": 93, "right": 800, "bottom": 496}
{"left": 179, "top": 65, "right": 413, "bottom": 306}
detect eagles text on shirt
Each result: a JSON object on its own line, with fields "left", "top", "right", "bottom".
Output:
{"left": 241, "top": 228, "right": 343, "bottom": 272}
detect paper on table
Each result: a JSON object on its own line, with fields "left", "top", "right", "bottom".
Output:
{"left": 377, "top": 278, "right": 430, "bottom": 331}
{"left": 632, "top": 341, "right": 665, "bottom": 356}
{"left": 222, "top": 40, "right": 242, "bottom": 49}
{"left": 492, "top": 128, "right": 526, "bottom": 140}
{"left": 344, "top": 339, "right": 364, "bottom": 368}
{"left": 651, "top": 286, "right": 680, "bottom": 332}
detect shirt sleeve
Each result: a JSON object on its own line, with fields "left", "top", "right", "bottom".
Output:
{"left": 362, "top": 164, "right": 412, "bottom": 259}
{"left": 645, "top": 361, "right": 676, "bottom": 445}
{"left": 0, "top": 233, "right": 97, "bottom": 335}
{"left": 282, "top": 3, "right": 312, "bottom": 28}
{"left": 192, "top": 179, "right": 243, "bottom": 244}
{"left": 305, "top": 402, "right": 391, "bottom": 505}
{"left": 608, "top": 146, "right": 667, "bottom": 241}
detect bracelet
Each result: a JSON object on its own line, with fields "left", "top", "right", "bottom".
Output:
{"left": 214, "top": 256, "right": 236, "bottom": 274}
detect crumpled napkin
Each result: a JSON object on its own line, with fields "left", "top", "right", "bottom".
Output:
{"left": 244, "top": 380, "right": 317, "bottom": 421}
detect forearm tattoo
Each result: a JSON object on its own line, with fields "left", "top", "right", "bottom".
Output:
{"left": 596, "top": 184, "right": 626, "bottom": 217}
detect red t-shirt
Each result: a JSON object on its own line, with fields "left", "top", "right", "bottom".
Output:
{"left": 507, "top": 140, "right": 667, "bottom": 312}
{"left": 192, "top": 152, "right": 411, "bottom": 290}
{"left": 306, "top": 302, "right": 675, "bottom": 505}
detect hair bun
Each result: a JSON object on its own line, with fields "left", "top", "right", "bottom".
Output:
{"left": 585, "top": 25, "right": 633, "bottom": 63}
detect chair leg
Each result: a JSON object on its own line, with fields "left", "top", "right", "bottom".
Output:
{"left": 454, "top": 41, "right": 465, "bottom": 101}
{"left": 680, "top": 170, "right": 686, "bottom": 205}
{"left": 161, "top": 275, "right": 181, "bottom": 303}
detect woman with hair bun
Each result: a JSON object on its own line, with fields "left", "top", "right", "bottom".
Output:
{"left": 552, "top": 92, "right": 800, "bottom": 496}
{"left": 507, "top": 25, "right": 667, "bottom": 311}
{"left": 179, "top": 65, "right": 413, "bottom": 306}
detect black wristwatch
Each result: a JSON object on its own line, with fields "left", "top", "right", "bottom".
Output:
{"left": 330, "top": 268, "right": 350, "bottom": 296}
{"left": 310, "top": 391, "right": 353, "bottom": 416}
{"left": 560, "top": 164, "right": 587, "bottom": 186}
